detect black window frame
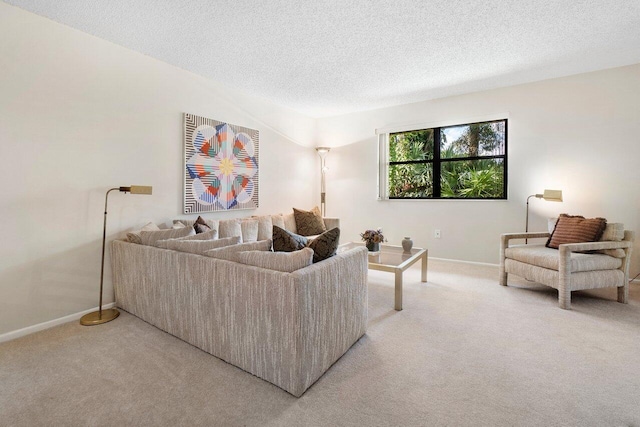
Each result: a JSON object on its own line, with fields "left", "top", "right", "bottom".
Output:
{"left": 387, "top": 119, "right": 508, "bottom": 200}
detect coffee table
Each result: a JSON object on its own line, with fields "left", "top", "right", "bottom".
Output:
{"left": 339, "top": 242, "right": 428, "bottom": 311}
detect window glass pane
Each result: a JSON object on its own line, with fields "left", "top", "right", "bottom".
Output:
{"left": 441, "top": 121, "right": 505, "bottom": 158}
{"left": 440, "top": 158, "right": 505, "bottom": 198}
{"left": 389, "top": 163, "right": 433, "bottom": 198}
{"left": 389, "top": 129, "right": 434, "bottom": 162}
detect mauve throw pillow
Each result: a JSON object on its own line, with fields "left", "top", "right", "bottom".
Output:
{"left": 272, "top": 226, "right": 308, "bottom": 252}
{"left": 546, "top": 214, "right": 607, "bottom": 249}
{"left": 308, "top": 227, "right": 340, "bottom": 263}
{"left": 293, "top": 206, "right": 327, "bottom": 236}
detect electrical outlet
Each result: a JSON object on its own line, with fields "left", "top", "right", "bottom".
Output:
{"left": 434, "top": 229, "right": 441, "bottom": 239}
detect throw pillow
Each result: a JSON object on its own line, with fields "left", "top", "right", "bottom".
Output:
{"left": 172, "top": 221, "right": 186, "bottom": 229}
{"left": 218, "top": 219, "right": 243, "bottom": 240}
{"left": 293, "top": 206, "right": 326, "bottom": 236}
{"left": 158, "top": 236, "right": 240, "bottom": 255}
{"left": 272, "top": 225, "right": 308, "bottom": 252}
{"left": 140, "top": 226, "right": 195, "bottom": 247}
{"left": 126, "top": 222, "right": 160, "bottom": 244}
{"left": 194, "top": 215, "right": 212, "bottom": 234}
{"left": 308, "top": 227, "right": 340, "bottom": 263}
{"left": 546, "top": 214, "right": 607, "bottom": 249}
{"left": 173, "top": 218, "right": 218, "bottom": 232}
{"left": 240, "top": 219, "right": 259, "bottom": 242}
{"left": 237, "top": 248, "right": 314, "bottom": 272}
{"left": 204, "top": 240, "right": 272, "bottom": 262}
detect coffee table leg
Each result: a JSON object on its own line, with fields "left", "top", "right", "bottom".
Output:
{"left": 421, "top": 251, "right": 428, "bottom": 282}
{"left": 395, "top": 270, "right": 403, "bottom": 311}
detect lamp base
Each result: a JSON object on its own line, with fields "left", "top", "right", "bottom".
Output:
{"left": 80, "top": 308, "right": 120, "bottom": 326}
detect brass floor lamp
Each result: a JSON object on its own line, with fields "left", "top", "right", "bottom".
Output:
{"left": 80, "top": 185, "right": 152, "bottom": 326}
{"left": 316, "top": 147, "right": 330, "bottom": 216}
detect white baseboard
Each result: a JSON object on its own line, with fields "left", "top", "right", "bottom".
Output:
{"left": 0, "top": 303, "right": 115, "bottom": 344}
{"left": 429, "top": 256, "right": 499, "bottom": 267}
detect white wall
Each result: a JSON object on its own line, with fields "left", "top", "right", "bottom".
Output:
{"left": 0, "top": 4, "right": 318, "bottom": 335}
{"left": 317, "top": 65, "right": 640, "bottom": 275}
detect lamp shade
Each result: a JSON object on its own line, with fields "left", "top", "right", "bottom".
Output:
{"left": 542, "top": 189, "right": 562, "bottom": 202}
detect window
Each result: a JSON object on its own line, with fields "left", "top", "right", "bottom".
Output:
{"left": 382, "top": 119, "right": 507, "bottom": 199}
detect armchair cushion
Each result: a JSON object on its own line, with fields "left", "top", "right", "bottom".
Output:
{"left": 505, "top": 244, "right": 622, "bottom": 272}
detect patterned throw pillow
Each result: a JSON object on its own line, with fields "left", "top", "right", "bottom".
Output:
{"left": 194, "top": 216, "right": 212, "bottom": 234}
{"left": 237, "top": 248, "right": 314, "bottom": 272}
{"left": 126, "top": 222, "right": 160, "bottom": 244}
{"left": 546, "top": 214, "right": 607, "bottom": 249}
{"left": 293, "top": 206, "right": 327, "bottom": 236}
{"left": 308, "top": 227, "right": 340, "bottom": 263}
{"left": 157, "top": 236, "right": 240, "bottom": 255}
{"left": 140, "top": 226, "right": 195, "bottom": 247}
{"left": 204, "top": 240, "right": 272, "bottom": 262}
{"left": 272, "top": 226, "right": 308, "bottom": 252}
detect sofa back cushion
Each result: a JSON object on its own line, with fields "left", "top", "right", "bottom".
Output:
{"left": 240, "top": 218, "right": 259, "bottom": 242}
{"left": 546, "top": 214, "right": 607, "bottom": 249}
{"left": 237, "top": 248, "right": 313, "bottom": 272}
{"left": 283, "top": 213, "right": 297, "bottom": 234}
{"left": 252, "top": 215, "right": 274, "bottom": 240}
{"left": 205, "top": 240, "right": 272, "bottom": 262}
{"left": 126, "top": 222, "right": 160, "bottom": 244}
{"left": 158, "top": 236, "right": 240, "bottom": 255}
{"left": 140, "top": 226, "right": 195, "bottom": 247}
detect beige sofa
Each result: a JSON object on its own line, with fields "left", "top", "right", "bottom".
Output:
{"left": 111, "top": 235, "right": 368, "bottom": 397}
{"left": 499, "top": 229, "right": 634, "bottom": 309}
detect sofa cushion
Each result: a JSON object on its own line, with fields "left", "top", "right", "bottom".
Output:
{"left": 272, "top": 226, "right": 308, "bottom": 252}
{"left": 308, "top": 227, "right": 340, "bottom": 263}
{"left": 505, "top": 244, "right": 622, "bottom": 272}
{"left": 126, "top": 222, "right": 160, "bottom": 244}
{"left": 283, "top": 213, "right": 297, "bottom": 233}
{"left": 176, "top": 229, "right": 217, "bottom": 241}
{"left": 140, "top": 226, "right": 195, "bottom": 247}
{"left": 157, "top": 236, "right": 240, "bottom": 255}
{"left": 546, "top": 214, "right": 607, "bottom": 249}
{"left": 271, "top": 214, "right": 285, "bottom": 230}
{"left": 237, "top": 248, "right": 314, "bottom": 272}
{"left": 252, "top": 215, "right": 273, "bottom": 241}
{"left": 219, "top": 219, "right": 243, "bottom": 240}
{"left": 293, "top": 206, "right": 327, "bottom": 236}
{"left": 204, "top": 239, "right": 272, "bottom": 262}
{"left": 240, "top": 218, "right": 259, "bottom": 242}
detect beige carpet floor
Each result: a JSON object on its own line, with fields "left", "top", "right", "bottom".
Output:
{"left": 2, "top": 259, "right": 640, "bottom": 427}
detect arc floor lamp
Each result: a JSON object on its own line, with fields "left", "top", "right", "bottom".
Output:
{"left": 316, "top": 147, "right": 330, "bottom": 217}
{"left": 80, "top": 185, "right": 152, "bottom": 326}
{"left": 525, "top": 189, "right": 562, "bottom": 244}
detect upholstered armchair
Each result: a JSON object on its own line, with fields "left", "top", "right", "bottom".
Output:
{"left": 499, "top": 227, "right": 634, "bottom": 309}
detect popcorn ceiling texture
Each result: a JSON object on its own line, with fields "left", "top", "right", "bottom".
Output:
{"left": 5, "top": 0, "right": 640, "bottom": 117}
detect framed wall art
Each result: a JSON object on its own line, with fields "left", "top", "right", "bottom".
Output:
{"left": 184, "top": 113, "right": 259, "bottom": 213}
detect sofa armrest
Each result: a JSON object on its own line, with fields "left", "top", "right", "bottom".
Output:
{"left": 323, "top": 217, "right": 340, "bottom": 230}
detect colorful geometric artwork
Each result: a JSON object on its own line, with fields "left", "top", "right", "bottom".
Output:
{"left": 184, "top": 113, "right": 259, "bottom": 213}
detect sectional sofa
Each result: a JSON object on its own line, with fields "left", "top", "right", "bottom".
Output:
{"left": 111, "top": 213, "right": 368, "bottom": 397}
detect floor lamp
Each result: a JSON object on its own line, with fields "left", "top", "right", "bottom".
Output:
{"left": 80, "top": 185, "right": 153, "bottom": 326}
{"left": 316, "top": 147, "right": 330, "bottom": 217}
{"left": 525, "top": 189, "right": 563, "bottom": 244}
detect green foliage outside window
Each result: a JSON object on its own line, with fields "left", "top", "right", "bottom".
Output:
{"left": 388, "top": 120, "right": 506, "bottom": 199}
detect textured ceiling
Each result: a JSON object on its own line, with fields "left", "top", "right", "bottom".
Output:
{"left": 5, "top": 0, "right": 640, "bottom": 117}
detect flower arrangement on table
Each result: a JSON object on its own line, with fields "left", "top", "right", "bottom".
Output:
{"left": 360, "top": 228, "right": 386, "bottom": 251}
